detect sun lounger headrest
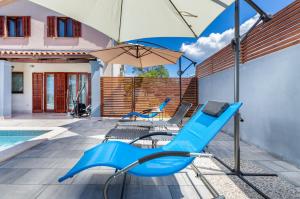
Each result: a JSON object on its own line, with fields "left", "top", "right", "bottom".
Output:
{"left": 202, "top": 101, "right": 229, "bottom": 117}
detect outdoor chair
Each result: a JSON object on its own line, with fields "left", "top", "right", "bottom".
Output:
{"left": 103, "top": 103, "right": 203, "bottom": 144}
{"left": 121, "top": 97, "right": 171, "bottom": 120}
{"left": 116, "top": 101, "right": 193, "bottom": 129}
{"left": 58, "top": 101, "right": 242, "bottom": 199}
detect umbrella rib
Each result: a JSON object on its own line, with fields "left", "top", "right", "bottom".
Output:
{"left": 139, "top": 51, "right": 152, "bottom": 58}
{"left": 210, "top": 0, "right": 228, "bottom": 8}
{"left": 168, "top": 0, "right": 198, "bottom": 38}
{"left": 139, "top": 46, "right": 152, "bottom": 57}
{"left": 120, "top": 46, "right": 138, "bottom": 58}
{"left": 150, "top": 51, "right": 178, "bottom": 64}
{"left": 155, "top": 50, "right": 182, "bottom": 59}
{"left": 105, "top": 47, "right": 134, "bottom": 64}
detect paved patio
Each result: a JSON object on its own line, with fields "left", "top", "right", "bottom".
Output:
{"left": 0, "top": 115, "right": 299, "bottom": 199}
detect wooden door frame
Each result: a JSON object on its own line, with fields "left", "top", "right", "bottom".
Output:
{"left": 44, "top": 72, "right": 91, "bottom": 113}
{"left": 54, "top": 72, "right": 67, "bottom": 113}
{"left": 66, "top": 72, "right": 91, "bottom": 112}
{"left": 32, "top": 73, "right": 44, "bottom": 113}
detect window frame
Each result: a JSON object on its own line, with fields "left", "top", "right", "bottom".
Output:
{"left": 12, "top": 72, "right": 24, "bottom": 94}
{"left": 57, "top": 17, "right": 73, "bottom": 37}
{"left": 6, "top": 16, "right": 24, "bottom": 37}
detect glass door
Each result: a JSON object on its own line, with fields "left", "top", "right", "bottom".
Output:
{"left": 67, "top": 74, "right": 77, "bottom": 111}
{"left": 45, "top": 74, "right": 55, "bottom": 111}
{"left": 79, "top": 74, "right": 89, "bottom": 105}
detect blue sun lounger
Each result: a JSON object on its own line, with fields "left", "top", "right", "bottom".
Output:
{"left": 59, "top": 101, "right": 242, "bottom": 198}
{"left": 121, "top": 97, "right": 171, "bottom": 119}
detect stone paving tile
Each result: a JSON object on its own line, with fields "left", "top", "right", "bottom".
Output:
{"left": 18, "top": 149, "right": 83, "bottom": 159}
{"left": 279, "top": 172, "right": 300, "bottom": 187}
{"left": 129, "top": 172, "right": 194, "bottom": 186}
{"left": 169, "top": 185, "right": 209, "bottom": 199}
{"left": 124, "top": 185, "right": 172, "bottom": 199}
{"left": 256, "top": 160, "right": 287, "bottom": 172}
{"left": 240, "top": 152, "right": 278, "bottom": 161}
{"left": 0, "top": 168, "right": 30, "bottom": 184}
{"left": 13, "top": 169, "right": 72, "bottom": 185}
{"left": 67, "top": 143, "right": 97, "bottom": 150}
{"left": 0, "top": 184, "right": 46, "bottom": 199}
{"left": 0, "top": 158, "right": 79, "bottom": 169}
{"left": 273, "top": 161, "right": 300, "bottom": 172}
{"left": 36, "top": 184, "right": 122, "bottom": 199}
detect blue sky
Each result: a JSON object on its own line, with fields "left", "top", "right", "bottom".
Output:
{"left": 125, "top": 0, "right": 294, "bottom": 77}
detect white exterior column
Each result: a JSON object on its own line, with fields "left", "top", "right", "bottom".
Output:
{"left": 0, "top": 60, "right": 12, "bottom": 119}
{"left": 90, "top": 60, "right": 102, "bottom": 118}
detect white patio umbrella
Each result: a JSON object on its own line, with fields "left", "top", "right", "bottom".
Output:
{"left": 89, "top": 43, "right": 183, "bottom": 68}
{"left": 29, "top": 0, "right": 234, "bottom": 42}
{"left": 28, "top": 0, "right": 273, "bottom": 197}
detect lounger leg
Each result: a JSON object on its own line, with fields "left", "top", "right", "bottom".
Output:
{"left": 191, "top": 163, "right": 225, "bottom": 199}
{"left": 151, "top": 140, "right": 158, "bottom": 148}
{"left": 120, "top": 173, "right": 127, "bottom": 199}
{"left": 103, "top": 161, "right": 139, "bottom": 199}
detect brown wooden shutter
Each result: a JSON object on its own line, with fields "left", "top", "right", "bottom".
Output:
{"left": 0, "top": 16, "right": 4, "bottom": 37}
{"left": 22, "top": 16, "right": 31, "bottom": 37}
{"left": 72, "top": 19, "right": 81, "bottom": 37}
{"left": 47, "top": 16, "right": 56, "bottom": 37}
{"left": 54, "top": 73, "right": 66, "bottom": 113}
{"left": 32, "top": 73, "right": 44, "bottom": 113}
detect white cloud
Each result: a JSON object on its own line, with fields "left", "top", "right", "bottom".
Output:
{"left": 181, "top": 15, "right": 260, "bottom": 62}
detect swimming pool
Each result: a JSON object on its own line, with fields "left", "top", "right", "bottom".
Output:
{"left": 0, "top": 130, "right": 49, "bottom": 151}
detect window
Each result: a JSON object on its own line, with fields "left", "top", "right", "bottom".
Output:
{"left": 47, "top": 16, "right": 81, "bottom": 38}
{"left": 57, "top": 17, "right": 73, "bottom": 37}
{"left": 12, "top": 72, "right": 24, "bottom": 94}
{"left": 6, "top": 16, "right": 30, "bottom": 37}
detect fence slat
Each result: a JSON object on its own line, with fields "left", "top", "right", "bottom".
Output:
{"left": 196, "top": 1, "right": 300, "bottom": 78}
{"left": 101, "top": 77, "right": 198, "bottom": 117}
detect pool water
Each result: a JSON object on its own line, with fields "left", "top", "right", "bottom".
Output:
{"left": 0, "top": 130, "right": 48, "bottom": 151}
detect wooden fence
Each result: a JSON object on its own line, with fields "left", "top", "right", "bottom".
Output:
{"left": 101, "top": 77, "right": 198, "bottom": 117}
{"left": 197, "top": 1, "right": 300, "bottom": 78}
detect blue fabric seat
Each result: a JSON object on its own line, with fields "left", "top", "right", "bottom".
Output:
{"left": 121, "top": 97, "right": 171, "bottom": 119}
{"left": 59, "top": 102, "right": 242, "bottom": 182}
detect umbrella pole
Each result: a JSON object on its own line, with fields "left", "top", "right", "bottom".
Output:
{"left": 208, "top": 1, "right": 277, "bottom": 199}
{"left": 233, "top": 0, "right": 241, "bottom": 175}
{"left": 205, "top": 1, "right": 277, "bottom": 199}
{"left": 179, "top": 57, "right": 182, "bottom": 103}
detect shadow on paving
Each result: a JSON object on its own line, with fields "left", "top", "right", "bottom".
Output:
{"left": 0, "top": 126, "right": 208, "bottom": 199}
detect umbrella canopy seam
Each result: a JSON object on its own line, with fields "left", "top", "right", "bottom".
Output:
{"left": 118, "top": 0, "right": 124, "bottom": 42}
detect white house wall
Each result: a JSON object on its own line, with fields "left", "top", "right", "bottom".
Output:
{"left": 0, "top": 0, "right": 112, "bottom": 50}
{"left": 11, "top": 62, "right": 91, "bottom": 113}
{"left": 198, "top": 44, "right": 300, "bottom": 166}
{"left": 0, "top": 0, "right": 122, "bottom": 77}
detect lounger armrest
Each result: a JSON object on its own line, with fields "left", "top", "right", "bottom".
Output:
{"left": 138, "top": 151, "right": 191, "bottom": 164}
{"left": 129, "top": 132, "right": 176, "bottom": 144}
{"left": 138, "top": 152, "right": 213, "bottom": 164}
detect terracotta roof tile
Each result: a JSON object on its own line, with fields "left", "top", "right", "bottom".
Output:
{"left": 0, "top": 50, "right": 92, "bottom": 58}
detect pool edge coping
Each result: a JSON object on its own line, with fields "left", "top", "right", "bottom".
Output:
{"left": 0, "top": 127, "right": 68, "bottom": 163}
